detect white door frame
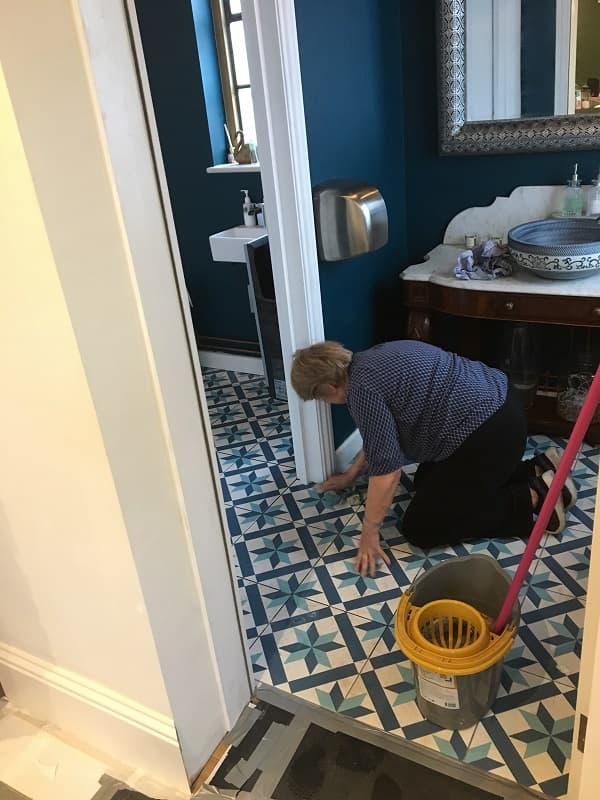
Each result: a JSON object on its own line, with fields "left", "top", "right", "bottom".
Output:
{"left": 240, "top": 0, "right": 334, "bottom": 485}
{"left": 133, "top": 0, "right": 335, "bottom": 486}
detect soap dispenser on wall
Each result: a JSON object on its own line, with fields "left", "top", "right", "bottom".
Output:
{"left": 562, "top": 163, "right": 583, "bottom": 217}
{"left": 241, "top": 189, "right": 257, "bottom": 227}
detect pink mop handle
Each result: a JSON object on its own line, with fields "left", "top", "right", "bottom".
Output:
{"left": 493, "top": 365, "right": 600, "bottom": 634}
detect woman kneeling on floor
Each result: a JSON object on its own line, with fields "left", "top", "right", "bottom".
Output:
{"left": 291, "top": 340, "right": 576, "bottom": 577}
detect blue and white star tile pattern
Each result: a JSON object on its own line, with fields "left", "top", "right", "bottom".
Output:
{"left": 205, "top": 368, "right": 597, "bottom": 799}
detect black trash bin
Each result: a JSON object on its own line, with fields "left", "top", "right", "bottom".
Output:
{"left": 246, "top": 240, "right": 287, "bottom": 401}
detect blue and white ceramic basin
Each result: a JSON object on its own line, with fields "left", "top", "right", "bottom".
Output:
{"left": 508, "top": 217, "right": 600, "bottom": 280}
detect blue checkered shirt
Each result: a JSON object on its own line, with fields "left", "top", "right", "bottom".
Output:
{"left": 346, "top": 341, "right": 507, "bottom": 476}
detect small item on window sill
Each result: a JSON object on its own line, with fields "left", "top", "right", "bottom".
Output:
{"left": 224, "top": 123, "right": 238, "bottom": 164}
{"left": 464, "top": 234, "right": 477, "bottom": 249}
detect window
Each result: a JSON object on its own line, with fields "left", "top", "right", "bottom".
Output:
{"left": 211, "top": 0, "right": 257, "bottom": 149}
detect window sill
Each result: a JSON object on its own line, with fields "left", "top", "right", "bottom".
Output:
{"left": 206, "top": 163, "right": 261, "bottom": 174}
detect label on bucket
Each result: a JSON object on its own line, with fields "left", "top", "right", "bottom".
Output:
{"left": 417, "top": 668, "right": 460, "bottom": 710}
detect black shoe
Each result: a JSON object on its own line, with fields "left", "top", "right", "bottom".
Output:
{"left": 530, "top": 471, "right": 567, "bottom": 536}
{"left": 533, "top": 447, "right": 577, "bottom": 510}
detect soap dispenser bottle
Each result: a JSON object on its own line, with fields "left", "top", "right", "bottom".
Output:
{"left": 586, "top": 169, "right": 600, "bottom": 216}
{"left": 562, "top": 163, "right": 583, "bottom": 217}
{"left": 241, "top": 189, "right": 257, "bottom": 227}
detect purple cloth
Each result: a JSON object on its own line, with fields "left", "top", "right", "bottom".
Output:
{"left": 454, "top": 240, "right": 514, "bottom": 281}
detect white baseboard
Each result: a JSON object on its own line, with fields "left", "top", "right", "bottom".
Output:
{"left": 335, "top": 428, "right": 362, "bottom": 473}
{"left": 0, "top": 643, "right": 190, "bottom": 793}
{"left": 198, "top": 349, "right": 264, "bottom": 376}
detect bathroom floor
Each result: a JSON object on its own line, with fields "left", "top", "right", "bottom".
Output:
{"left": 205, "top": 367, "right": 598, "bottom": 800}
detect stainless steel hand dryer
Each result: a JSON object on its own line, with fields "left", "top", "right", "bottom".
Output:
{"left": 312, "top": 179, "right": 388, "bottom": 262}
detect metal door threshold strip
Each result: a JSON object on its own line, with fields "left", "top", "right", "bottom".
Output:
{"left": 197, "top": 688, "right": 550, "bottom": 800}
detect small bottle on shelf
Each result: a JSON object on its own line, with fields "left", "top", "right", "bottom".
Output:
{"left": 586, "top": 168, "right": 600, "bottom": 216}
{"left": 562, "top": 163, "right": 583, "bottom": 217}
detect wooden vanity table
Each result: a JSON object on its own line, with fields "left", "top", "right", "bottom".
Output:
{"left": 400, "top": 188, "right": 600, "bottom": 443}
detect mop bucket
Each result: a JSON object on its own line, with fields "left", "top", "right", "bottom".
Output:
{"left": 395, "top": 555, "right": 520, "bottom": 729}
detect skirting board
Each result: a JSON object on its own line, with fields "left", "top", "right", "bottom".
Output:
{"left": 0, "top": 642, "right": 190, "bottom": 793}
{"left": 335, "top": 427, "right": 362, "bottom": 474}
{"left": 198, "top": 350, "right": 264, "bottom": 376}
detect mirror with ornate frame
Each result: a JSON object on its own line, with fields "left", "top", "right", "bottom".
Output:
{"left": 438, "top": 0, "right": 600, "bottom": 155}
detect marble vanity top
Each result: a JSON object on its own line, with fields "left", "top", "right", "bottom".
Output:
{"left": 402, "top": 244, "right": 600, "bottom": 297}
{"left": 401, "top": 186, "right": 600, "bottom": 298}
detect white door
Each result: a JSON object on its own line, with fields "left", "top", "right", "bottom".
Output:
{"left": 567, "top": 472, "right": 600, "bottom": 799}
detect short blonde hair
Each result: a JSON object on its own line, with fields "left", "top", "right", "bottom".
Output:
{"left": 291, "top": 341, "right": 353, "bottom": 400}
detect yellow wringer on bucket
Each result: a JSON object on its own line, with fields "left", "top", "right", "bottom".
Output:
{"left": 393, "top": 555, "right": 519, "bottom": 730}
{"left": 395, "top": 595, "right": 515, "bottom": 676}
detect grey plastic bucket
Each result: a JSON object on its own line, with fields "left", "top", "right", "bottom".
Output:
{"left": 407, "top": 554, "right": 520, "bottom": 730}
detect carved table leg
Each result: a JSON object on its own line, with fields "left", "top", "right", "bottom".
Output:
{"left": 407, "top": 308, "right": 431, "bottom": 342}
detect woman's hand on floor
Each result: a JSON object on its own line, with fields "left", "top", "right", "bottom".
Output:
{"left": 316, "top": 473, "right": 354, "bottom": 493}
{"left": 354, "top": 529, "right": 391, "bottom": 577}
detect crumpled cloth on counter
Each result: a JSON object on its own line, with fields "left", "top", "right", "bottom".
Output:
{"left": 454, "top": 239, "right": 514, "bottom": 280}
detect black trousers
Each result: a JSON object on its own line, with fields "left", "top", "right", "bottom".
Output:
{"left": 401, "top": 388, "right": 535, "bottom": 548}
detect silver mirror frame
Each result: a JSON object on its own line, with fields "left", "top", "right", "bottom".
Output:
{"left": 438, "top": 0, "right": 600, "bottom": 155}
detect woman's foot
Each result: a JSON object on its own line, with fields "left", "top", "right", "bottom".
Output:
{"left": 533, "top": 447, "right": 577, "bottom": 510}
{"left": 530, "top": 470, "right": 567, "bottom": 536}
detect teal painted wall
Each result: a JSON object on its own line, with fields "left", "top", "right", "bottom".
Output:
{"left": 134, "top": 0, "right": 262, "bottom": 353}
{"left": 295, "top": 0, "right": 408, "bottom": 446}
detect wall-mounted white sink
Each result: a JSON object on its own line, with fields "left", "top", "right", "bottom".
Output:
{"left": 209, "top": 226, "right": 267, "bottom": 263}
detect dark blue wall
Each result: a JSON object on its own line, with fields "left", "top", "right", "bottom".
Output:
{"left": 400, "top": 0, "right": 600, "bottom": 265}
{"left": 134, "top": 0, "right": 262, "bottom": 354}
{"left": 521, "top": 0, "right": 556, "bottom": 118}
{"left": 296, "top": 0, "right": 408, "bottom": 445}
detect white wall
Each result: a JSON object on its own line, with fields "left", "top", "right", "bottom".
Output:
{"left": 0, "top": 61, "right": 187, "bottom": 787}
{"left": 0, "top": 0, "right": 250, "bottom": 788}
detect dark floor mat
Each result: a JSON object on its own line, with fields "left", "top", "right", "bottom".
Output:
{"left": 110, "top": 792, "right": 162, "bottom": 800}
{"left": 272, "top": 724, "right": 502, "bottom": 800}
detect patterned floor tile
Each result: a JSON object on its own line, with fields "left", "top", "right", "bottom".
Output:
{"left": 513, "top": 588, "right": 585, "bottom": 685}
{"left": 292, "top": 674, "right": 378, "bottom": 720}
{"left": 251, "top": 571, "right": 330, "bottom": 624}
{"left": 232, "top": 496, "right": 292, "bottom": 533}
{"left": 207, "top": 375, "right": 598, "bottom": 800}
{"left": 247, "top": 394, "right": 288, "bottom": 419}
{"left": 287, "top": 484, "right": 362, "bottom": 525}
{"left": 236, "top": 578, "right": 273, "bottom": 642}
{"left": 254, "top": 413, "right": 291, "bottom": 440}
{"left": 208, "top": 400, "right": 248, "bottom": 427}
{"left": 250, "top": 600, "right": 382, "bottom": 693}
{"left": 201, "top": 368, "right": 237, "bottom": 390}
{"left": 467, "top": 674, "right": 576, "bottom": 797}
{"left": 312, "top": 545, "right": 423, "bottom": 621}
{"left": 217, "top": 443, "right": 266, "bottom": 473}
{"left": 262, "top": 435, "right": 294, "bottom": 461}
{"left": 531, "top": 553, "right": 587, "bottom": 601}
{"left": 538, "top": 530, "right": 591, "bottom": 599}
{"left": 352, "top": 638, "right": 478, "bottom": 759}
{"left": 212, "top": 420, "right": 262, "bottom": 450}
{"left": 223, "top": 463, "right": 287, "bottom": 505}
{"left": 233, "top": 520, "right": 321, "bottom": 586}
{"left": 378, "top": 537, "right": 531, "bottom": 582}
{"left": 205, "top": 383, "right": 241, "bottom": 407}
{"left": 307, "top": 512, "right": 363, "bottom": 556}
